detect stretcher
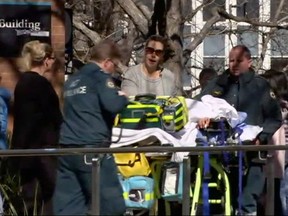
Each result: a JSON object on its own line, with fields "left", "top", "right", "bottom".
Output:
{"left": 112, "top": 97, "right": 265, "bottom": 215}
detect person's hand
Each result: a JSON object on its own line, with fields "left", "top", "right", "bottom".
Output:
{"left": 118, "top": 91, "right": 127, "bottom": 96}
{"left": 254, "top": 139, "right": 261, "bottom": 145}
{"left": 197, "top": 117, "right": 210, "bottom": 129}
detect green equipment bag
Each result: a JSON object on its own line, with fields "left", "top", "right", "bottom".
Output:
{"left": 117, "top": 94, "right": 164, "bottom": 130}
{"left": 158, "top": 96, "right": 188, "bottom": 132}
{"left": 115, "top": 94, "right": 188, "bottom": 132}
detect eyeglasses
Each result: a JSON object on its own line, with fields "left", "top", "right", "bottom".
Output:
{"left": 108, "top": 59, "right": 121, "bottom": 70}
{"left": 145, "top": 47, "right": 164, "bottom": 56}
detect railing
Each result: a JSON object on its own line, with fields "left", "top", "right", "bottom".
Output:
{"left": 1, "top": 144, "right": 287, "bottom": 215}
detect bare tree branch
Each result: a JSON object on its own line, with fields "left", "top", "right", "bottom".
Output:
{"left": 73, "top": 15, "right": 129, "bottom": 73}
{"left": 73, "top": 16, "right": 102, "bottom": 44}
{"left": 182, "top": 0, "right": 214, "bottom": 24}
{"left": 255, "top": 0, "right": 286, "bottom": 71}
{"left": 64, "top": 0, "right": 82, "bottom": 9}
{"left": 218, "top": 7, "right": 288, "bottom": 29}
{"left": 115, "top": 0, "right": 149, "bottom": 36}
{"left": 133, "top": 0, "right": 152, "bottom": 20}
{"left": 283, "top": 63, "right": 288, "bottom": 72}
{"left": 183, "top": 7, "right": 221, "bottom": 64}
{"left": 118, "top": 21, "right": 137, "bottom": 66}
{"left": 183, "top": 4, "right": 288, "bottom": 66}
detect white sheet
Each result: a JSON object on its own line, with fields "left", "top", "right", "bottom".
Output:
{"left": 111, "top": 97, "right": 263, "bottom": 162}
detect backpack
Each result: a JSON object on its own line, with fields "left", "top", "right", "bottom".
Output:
{"left": 115, "top": 94, "right": 188, "bottom": 133}
{"left": 114, "top": 152, "right": 151, "bottom": 178}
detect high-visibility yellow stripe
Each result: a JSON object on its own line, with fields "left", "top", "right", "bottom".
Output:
{"left": 127, "top": 104, "right": 161, "bottom": 111}
{"left": 145, "top": 192, "right": 154, "bottom": 200}
{"left": 162, "top": 115, "right": 184, "bottom": 122}
{"left": 175, "top": 107, "right": 183, "bottom": 116}
{"left": 123, "top": 192, "right": 128, "bottom": 199}
{"left": 175, "top": 115, "right": 184, "bottom": 122}
{"left": 121, "top": 118, "right": 160, "bottom": 123}
{"left": 162, "top": 115, "right": 173, "bottom": 120}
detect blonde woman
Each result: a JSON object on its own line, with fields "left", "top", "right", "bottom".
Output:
{"left": 11, "top": 40, "right": 63, "bottom": 215}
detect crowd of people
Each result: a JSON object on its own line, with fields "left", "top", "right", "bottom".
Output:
{"left": 0, "top": 35, "right": 286, "bottom": 216}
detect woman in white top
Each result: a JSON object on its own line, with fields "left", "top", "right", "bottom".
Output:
{"left": 121, "top": 35, "right": 182, "bottom": 96}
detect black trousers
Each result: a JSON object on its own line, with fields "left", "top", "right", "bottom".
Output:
{"left": 18, "top": 156, "right": 57, "bottom": 215}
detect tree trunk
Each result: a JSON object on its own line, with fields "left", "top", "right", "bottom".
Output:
{"left": 165, "top": 0, "right": 184, "bottom": 93}
{"left": 73, "top": 16, "right": 101, "bottom": 44}
{"left": 115, "top": 0, "right": 148, "bottom": 36}
{"left": 85, "top": 0, "right": 94, "bottom": 19}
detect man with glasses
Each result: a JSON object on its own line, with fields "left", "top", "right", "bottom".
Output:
{"left": 121, "top": 35, "right": 182, "bottom": 96}
{"left": 53, "top": 39, "right": 128, "bottom": 215}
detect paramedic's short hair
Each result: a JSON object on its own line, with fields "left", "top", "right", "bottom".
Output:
{"left": 231, "top": 45, "right": 252, "bottom": 59}
{"left": 90, "top": 39, "right": 121, "bottom": 62}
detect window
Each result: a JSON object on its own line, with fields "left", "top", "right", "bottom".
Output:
{"left": 203, "top": 57, "right": 226, "bottom": 72}
{"left": 204, "top": 30, "right": 225, "bottom": 56}
{"left": 237, "top": 26, "right": 259, "bottom": 56}
{"left": 271, "top": 29, "right": 288, "bottom": 56}
{"left": 203, "top": 0, "right": 225, "bottom": 21}
{"left": 203, "top": 27, "right": 226, "bottom": 71}
{"left": 237, "top": 0, "right": 259, "bottom": 19}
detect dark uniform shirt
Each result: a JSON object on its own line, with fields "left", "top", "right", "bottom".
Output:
{"left": 60, "top": 63, "right": 128, "bottom": 147}
{"left": 195, "top": 69, "right": 282, "bottom": 144}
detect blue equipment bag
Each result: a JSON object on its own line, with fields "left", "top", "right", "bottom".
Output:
{"left": 119, "top": 175, "right": 154, "bottom": 209}
{"left": 160, "top": 162, "right": 183, "bottom": 202}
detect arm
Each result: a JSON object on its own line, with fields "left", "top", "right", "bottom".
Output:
{"left": 258, "top": 84, "right": 282, "bottom": 144}
{"left": 39, "top": 81, "right": 63, "bottom": 127}
{"left": 97, "top": 76, "right": 129, "bottom": 114}
{"left": 0, "top": 88, "right": 11, "bottom": 135}
{"left": 0, "top": 103, "right": 7, "bottom": 135}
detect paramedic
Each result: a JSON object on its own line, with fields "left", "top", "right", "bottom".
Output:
{"left": 53, "top": 40, "right": 129, "bottom": 215}
{"left": 196, "top": 45, "right": 282, "bottom": 215}
{"left": 121, "top": 35, "right": 183, "bottom": 96}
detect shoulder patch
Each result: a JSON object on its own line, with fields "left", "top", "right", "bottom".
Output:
{"left": 106, "top": 79, "right": 115, "bottom": 88}
{"left": 270, "top": 90, "right": 276, "bottom": 99}
{"left": 212, "top": 90, "right": 222, "bottom": 96}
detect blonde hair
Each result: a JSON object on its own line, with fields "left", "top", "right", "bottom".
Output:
{"left": 19, "top": 40, "right": 53, "bottom": 71}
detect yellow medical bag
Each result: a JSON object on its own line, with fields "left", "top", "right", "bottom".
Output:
{"left": 114, "top": 152, "right": 151, "bottom": 178}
